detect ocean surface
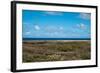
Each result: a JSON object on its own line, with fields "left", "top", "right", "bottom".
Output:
{"left": 23, "top": 38, "right": 91, "bottom": 40}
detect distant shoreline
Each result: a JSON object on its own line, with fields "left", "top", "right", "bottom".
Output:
{"left": 23, "top": 38, "right": 90, "bottom": 40}
{"left": 23, "top": 40, "right": 90, "bottom": 42}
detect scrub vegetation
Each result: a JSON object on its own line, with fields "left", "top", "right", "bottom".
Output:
{"left": 22, "top": 40, "right": 91, "bottom": 62}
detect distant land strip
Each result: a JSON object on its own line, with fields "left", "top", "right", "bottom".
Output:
{"left": 23, "top": 38, "right": 91, "bottom": 40}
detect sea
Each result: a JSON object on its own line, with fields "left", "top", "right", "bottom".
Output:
{"left": 23, "top": 38, "right": 90, "bottom": 40}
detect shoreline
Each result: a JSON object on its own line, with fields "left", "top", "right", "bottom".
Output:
{"left": 23, "top": 40, "right": 90, "bottom": 42}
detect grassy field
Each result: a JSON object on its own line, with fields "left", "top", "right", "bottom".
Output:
{"left": 22, "top": 40, "right": 91, "bottom": 63}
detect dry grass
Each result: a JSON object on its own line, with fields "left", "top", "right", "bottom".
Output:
{"left": 22, "top": 40, "right": 91, "bottom": 62}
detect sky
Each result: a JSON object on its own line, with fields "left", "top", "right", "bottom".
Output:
{"left": 22, "top": 10, "right": 91, "bottom": 38}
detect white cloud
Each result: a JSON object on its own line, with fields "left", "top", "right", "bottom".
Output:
{"left": 79, "top": 13, "right": 91, "bottom": 20}
{"left": 53, "top": 32, "right": 59, "bottom": 35}
{"left": 45, "top": 26, "right": 57, "bottom": 33}
{"left": 34, "top": 25, "right": 40, "bottom": 31}
{"left": 45, "top": 26, "right": 64, "bottom": 33}
{"left": 59, "top": 27, "right": 63, "bottom": 30}
{"left": 25, "top": 31, "right": 31, "bottom": 35}
{"left": 44, "top": 11, "right": 63, "bottom": 16}
{"left": 77, "top": 23, "right": 86, "bottom": 29}
{"left": 80, "top": 23, "right": 85, "bottom": 29}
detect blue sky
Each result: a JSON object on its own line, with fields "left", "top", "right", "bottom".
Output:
{"left": 22, "top": 10, "right": 91, "bottom": 38}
